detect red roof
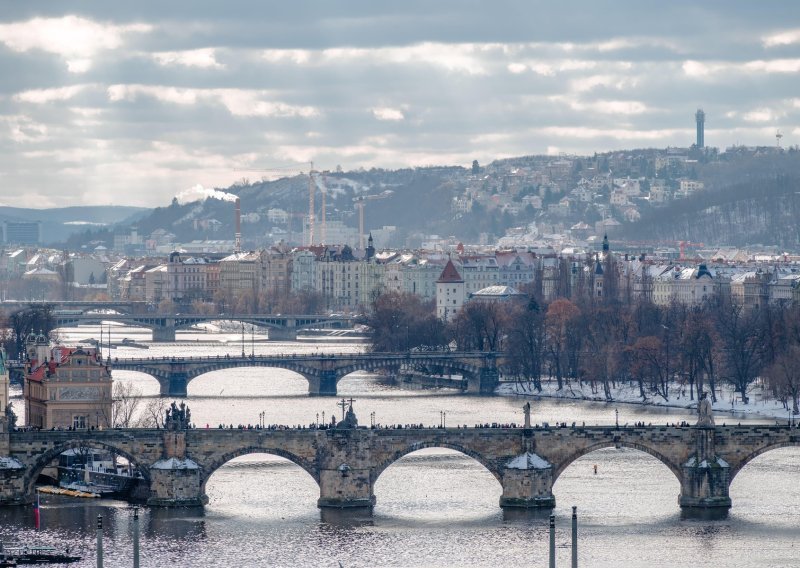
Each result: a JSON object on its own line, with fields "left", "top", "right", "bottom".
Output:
{"left": 437, "top": 260, "right": 463, "bottom": 283}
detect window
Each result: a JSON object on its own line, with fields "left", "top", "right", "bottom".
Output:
{"left": 73, "top": 415, "right": 87, "bottom": 429}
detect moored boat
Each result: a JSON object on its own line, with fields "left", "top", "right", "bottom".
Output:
{"left": 0, "top": 544, "right": 80, "bottom": 565}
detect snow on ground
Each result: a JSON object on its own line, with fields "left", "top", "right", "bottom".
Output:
{"left": 497, "top": 379, "right": 797, "bottom": 422}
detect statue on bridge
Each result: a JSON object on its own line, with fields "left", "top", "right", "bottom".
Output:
{"left": 165, "top": 401, "right": 192, "bottom": 430}
{"left": 336, "top": 399, "right": 359, "bottom": 429}
{"left": 697, "top": 392, "right": 715, "bottom": 427}
{"left": 3, "top": 403, "right": 16, "bottom": 431}
{"left": 523, "top": 402, "right": 531, "bottom": 428}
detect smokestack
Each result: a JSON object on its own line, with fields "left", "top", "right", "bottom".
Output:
{"left": 235, "top": 198, "right": 241, "bottom": 252}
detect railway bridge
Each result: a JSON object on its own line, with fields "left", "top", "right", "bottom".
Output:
{"left": 112, "top": 352, "right": 502, "bottom": 396}
{"left": 0, "top": 414, "right": 797, "bottom": 513}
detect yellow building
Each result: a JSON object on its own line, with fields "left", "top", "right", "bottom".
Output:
{"left": 23, "top": 333, "right": 113, "bottom": 429}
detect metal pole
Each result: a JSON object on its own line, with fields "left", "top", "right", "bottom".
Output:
{"left": 549, "top": 514, "right": 556, "bottom": 568}
{"left": 133, "top": 507, "right": 140, "bottom": 568}
{"left": 572, "top": 506, "right": 577, "bottom": 568}
{"left": 96, "top": 514, "right": 103, "bottom": 568}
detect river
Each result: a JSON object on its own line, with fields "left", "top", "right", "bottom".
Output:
{"left": 2, "top": 325, "right": 798, "bottom": 567}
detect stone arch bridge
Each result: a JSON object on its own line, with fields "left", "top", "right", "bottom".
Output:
{"left": 53, "top": 313, "right": 353, "bottom": 342}
{"left": 112, "top": 352, "right": 503, "bottom": 396}
{"left": 0, "top": 422, "right": 798, "bottom": 513}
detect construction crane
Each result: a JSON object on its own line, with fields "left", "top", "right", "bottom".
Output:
{"left": 233, "top": 162, "right": 322, "bottom": 246}
{"left": 678, "top": 241, "right": 704, "bottom": 261}
{"left": 353, "top": 192, "right": 391, "bottom": 249}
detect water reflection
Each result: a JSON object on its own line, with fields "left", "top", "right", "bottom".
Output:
{"left": 319, "top": 507, "right": 375, "bottom": 527}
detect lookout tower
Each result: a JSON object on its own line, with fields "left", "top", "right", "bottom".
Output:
{"left": 695, "top": 109, "right": 705, "bottom": 148}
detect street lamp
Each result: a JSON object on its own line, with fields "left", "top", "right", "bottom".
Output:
{"left": 370, "top": 411, "right": 376, "bottom": 428}
{"left": 241, "top": 322, "right": 245, "bottom": 358}
{"left": 615, "top": 408, "right": 619, "bottom": 428}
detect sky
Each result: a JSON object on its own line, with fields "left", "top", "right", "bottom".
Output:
{"left": 2, "top": 1, "right": 800, "bottom": 208}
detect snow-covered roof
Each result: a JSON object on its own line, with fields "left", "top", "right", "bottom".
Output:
{"left": 472, "top": 285, "right": 524, "bottom": 297}
{"left": 506, "top": 452, "right": 552, "bottom": 470}
{"left": 151, "top": 458, "right": 200, "bottom": 470}
{"left": 0, "top": 457, "right": 23, "bottom": 469}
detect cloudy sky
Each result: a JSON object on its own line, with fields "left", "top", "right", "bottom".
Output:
{"left": 2, "top": 1, "right": 800, "bottom": 208}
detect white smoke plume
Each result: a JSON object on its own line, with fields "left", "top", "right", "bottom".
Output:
{"left": 176, "top": 184, "right": 238, "bottom": 204}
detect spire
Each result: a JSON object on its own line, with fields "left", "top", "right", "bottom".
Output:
{"left": 365, "top": 232, "right": 375, "bottom": 260}
{"left": 602, "top": 234, "right": 609, "bottom": 253}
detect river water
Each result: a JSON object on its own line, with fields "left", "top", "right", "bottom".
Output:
{"left": 3, "top": 325, "right": 798, "bottom": 567}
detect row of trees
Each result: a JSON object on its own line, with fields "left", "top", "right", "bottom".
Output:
{"left": 368, "top": 291, "right": 800, "bottom": 414}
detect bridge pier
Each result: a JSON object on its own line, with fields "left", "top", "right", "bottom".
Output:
{"left": 0, "top": 422, "right": 26, "bottom": 505}
{"left": 317, "top": 467, "right": 375, "bottom": 509}
{"left": 161, "top": 372, "right": 189, "bottom": 397}
{"left": 500, "top": 452, "right": 555, "bottom": 508}
{"left": 153, "top": 326, "right": 177, "bottom": 342}
{"left": 678, "top": 428, "right": 731, "bottom": 511}
{"left": 317, "top": 430, "right": 375, "bottom": 509}
{"left": 148, "top": 431, "right": 206, "bottom": 507}
{"left": 268, "top": 327, "right": 297, "bottom": 341}
{"left": 467, "top": 368, "right": 499, "bottom": 394}
{"left": 308, "top": 370, "right": 338, "bottom": 396}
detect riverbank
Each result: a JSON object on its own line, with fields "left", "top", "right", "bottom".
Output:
{"left": 497, "top": 379, "right": 797, "bottom": 422}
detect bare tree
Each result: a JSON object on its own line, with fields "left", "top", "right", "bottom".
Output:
{"left": 764, "top": 344, "right": 800, "bottom": 415}
{"left": 545, "top": 298, "right": 580, "bottom": 390}
{"left": 112, "top": 381, "right": 145, "bottom": 428}
{"left": 140, "top": 397, "right": 169, "bottom": 428}
{"left": 505, "top": 298, "right": 546, "bottom": 391}
{"left": 715, "top": 301, "right": 765, "bottom": 404}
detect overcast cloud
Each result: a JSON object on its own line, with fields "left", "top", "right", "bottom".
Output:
{"left": 1, "top": 1, "right": 799, "bottom": 207}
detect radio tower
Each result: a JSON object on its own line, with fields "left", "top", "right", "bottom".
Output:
{"left": 695, "top": 109, "right": 705, "bottom": 148}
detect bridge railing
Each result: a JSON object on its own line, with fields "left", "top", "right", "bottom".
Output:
{"left": 111, "top": 351, "right": 501, "bottom": 364}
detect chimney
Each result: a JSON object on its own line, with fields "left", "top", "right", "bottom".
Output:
{"left": 234, "top": 198, "right": 241, "bottom": 252}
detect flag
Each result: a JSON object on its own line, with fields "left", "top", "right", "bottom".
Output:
{"left": 33, "top": 491, "right": 40, "bottom": 529}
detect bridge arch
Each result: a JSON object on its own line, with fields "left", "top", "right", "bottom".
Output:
{"left": 552, "top": 441, "right": 683, "bottom": 483}
{"left": 372, "top": 442, "right": 502, "bottom": 485}
{"left": 199, "top": 446, "right": 319, "bottom": 495}
{"left": 24, "top": 439, "right": 152, "bottom": 494}
{"left": 729, "top": 440, "right": 800, "bottom": 482}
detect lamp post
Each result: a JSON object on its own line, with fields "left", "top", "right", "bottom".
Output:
{"left": 241, "top": 322, "right": 245, "bottom": 358}
{"left": 370, "top": 411, "right": 375, "bottom": 427}
{"left": 615, "top": 408, "right": 619, "bottom": 428}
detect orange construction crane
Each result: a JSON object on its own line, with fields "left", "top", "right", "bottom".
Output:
{"left": 678, "top": 241, "right": 704, "bottom": 261}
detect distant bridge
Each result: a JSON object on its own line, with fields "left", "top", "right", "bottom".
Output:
{"left": 0, "top": 300, "right": 147, "bottom": 315}
{"left": 112, "top": 352, "right": 501, "bottom": 396}
{"left": 53, "top": 313, "right": 354, "bottom": 342}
